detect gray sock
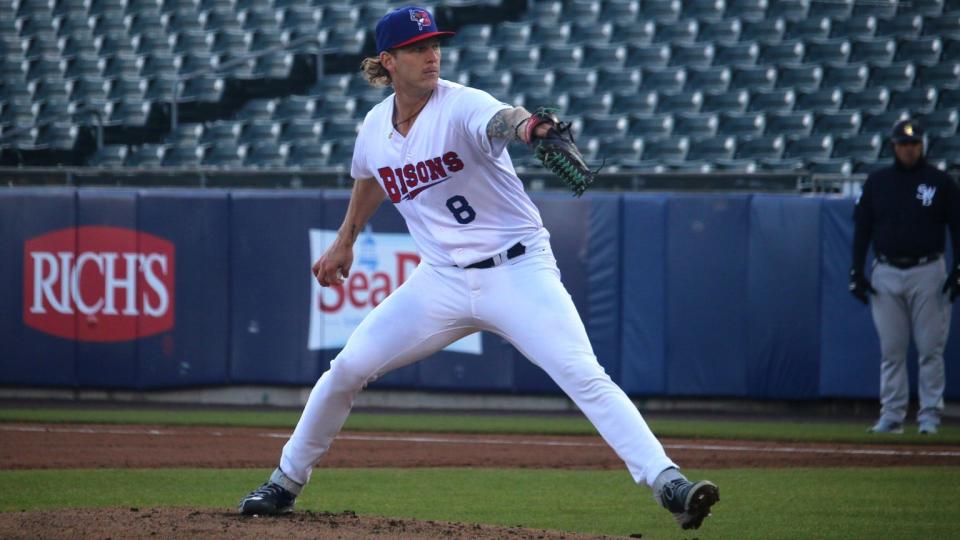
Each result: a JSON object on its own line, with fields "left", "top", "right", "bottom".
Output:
{"left": 652, "top": 467, "right": 686, "bottom": 501}
{"left": 270, "top": 467, "right": 303, "bottom": 496}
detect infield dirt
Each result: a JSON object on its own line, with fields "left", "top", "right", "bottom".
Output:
{"left": 3, "top": 423, "right": 959, "bottom": 470}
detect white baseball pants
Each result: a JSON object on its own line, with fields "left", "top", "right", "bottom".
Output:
{"left": 280, "top": 242, "right": 677, "bottom": 488}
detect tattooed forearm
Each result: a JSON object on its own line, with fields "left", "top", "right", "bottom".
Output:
{"left": 337, "top": 177, "right": 386, "bottom": 246}
{"left": 486, "top": 107, "right": 532, "bottom": 143}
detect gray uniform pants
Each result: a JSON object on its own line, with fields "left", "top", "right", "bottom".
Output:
{"left": 870, "top": 258, "right": 950, "bottom": 425}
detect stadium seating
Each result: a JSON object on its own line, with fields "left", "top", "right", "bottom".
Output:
{"left": 784, "top": 134, "right": 834, "bottom": 160}
{"left": 748, "top": 88, "right": 794, "bottom": 112}
{"left": 804, "top": 38, "right": 850, "bottom": 64}
{"left": 741, "top": 18, "right": 784, "bottom": 42}
{"left": 286, "top": 140, "right": 331, "bottom": 168}
{"left": 734, "top": 134, "right": 784, "bottom": 160}
{"left": 642, "top": 135, "right": 689, "bottom": 161}
{"left": 698, "top": 18, "right": 741, "bottom": 42}
{"left": 928, "top": 135, "right": 960, "bottom": 163}
{"left": 719, "top": 111, "right": 765, "bottom": 136}
{"left": 161, "top": 143, "right": 202, "bottom": 167}
{"left": 87, "top": 143, "right": 127, "bottom": 166}
{"left": 597, "top": 66, "right": 640, "bottom": 93}
{"left": 641, "top": 0, "right": 682, "bottom": 21}
{"left": 581, "top": 112, "right": 628, "bottom": 140}
{"left": 629, "top": 112, "right": 674, "bottom": 137}
{"left": 795, "top": 88, "right": 844, "bottom": 111}
{"left": 731, "top": 65, "right": 777, "bottom": 90}
{"left": 833, "top": 132, "right": 882, "bottom": 160}
{"left": 714, "top": 41, "right": 759, "bottom": 66}
{"left": 125, "top": 143, "right": 163, "bottom": 166}
{"left": 672, "top": 111, "right": 717, "bottom": 136}
{"left": 831, "top": 16, "right": 877, "bottom": 39}
{"left": 498, "top": 45, "right": 539, "bottom": 71}
{"left": 0, "top": 0, "right": 957, "bottom": 174}
{"left": 766, "top": 110, "right": 814, "bottom": 136}
{"left": 922, "top": 109, "right": 960, "bottom": 136}
{"left": 786, "top": 18, "right": 833, "bottom": 43}
{"left": 702, "top": 89, "right": 749, "bottom": 113}
{"left": 869, "top": 62, "right": 916, "bottom": 91}
{"left": 686, "top": 135, "right": 736, "bottom": 161}
{"left": 628, "top": 43, "right": 670, "bottom": 67}
{"left": 603, "top": 136, "right": 643, "bottom": 164}
{"left": 657, "top": 90, "right": 703, "bottom": 113}
{"left": 776, "top": 64, "right": 822, "bottom": 91}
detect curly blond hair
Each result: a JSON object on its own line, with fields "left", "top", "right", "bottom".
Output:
{"left": 360, "top": 56, "right": 392, "bottom": 87}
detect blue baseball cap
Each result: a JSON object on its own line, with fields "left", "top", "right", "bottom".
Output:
{"left": 375, "top": 6, "right": 455, "bottom": 54}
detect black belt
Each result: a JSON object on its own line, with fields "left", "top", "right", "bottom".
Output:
{"left": 464, "top": 243, "right": 526, "bottom": 269}
{"left": 877, "top": 252, "right": 941, "bottom": 269}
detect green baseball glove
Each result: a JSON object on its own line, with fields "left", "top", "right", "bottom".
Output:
{"left": 525, "top": 109, "right": 597, "bottom": 197}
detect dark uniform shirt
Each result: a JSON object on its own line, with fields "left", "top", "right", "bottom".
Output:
{"left": 853, "top": 158, "right": 960, "bottom": 274}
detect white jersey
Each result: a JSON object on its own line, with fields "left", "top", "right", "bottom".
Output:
{"left": 351, "top": 79, "right": 548, "bottom": 267}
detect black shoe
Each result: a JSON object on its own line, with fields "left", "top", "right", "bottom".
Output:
{"left": 238, "top": 482, "right": 297, "bottom": 516}
{"left": 657, "top": 478, "right": 719, "bottom": 530}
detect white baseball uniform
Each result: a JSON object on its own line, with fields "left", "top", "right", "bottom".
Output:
{"left": 279, "top": 79, "right": 677, "bottom": 488}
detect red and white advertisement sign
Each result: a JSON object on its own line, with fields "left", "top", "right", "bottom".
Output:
{"left": 23, "top": 226, "right": 175, "bottom": 342}
{"left": 307, "top": 227, "right": 482, "bottom": 354}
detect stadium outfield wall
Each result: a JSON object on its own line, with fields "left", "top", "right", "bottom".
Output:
{"left": 2, "top": 186, "right": 957, "bottom": 401}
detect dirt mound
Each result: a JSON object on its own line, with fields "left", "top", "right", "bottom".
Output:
{"left": 0, "top": 508, "right": 623, "bottom": 539}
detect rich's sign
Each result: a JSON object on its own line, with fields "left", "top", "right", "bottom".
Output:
{"left": 23, "top": 226, "right": 175, "bottom": 342}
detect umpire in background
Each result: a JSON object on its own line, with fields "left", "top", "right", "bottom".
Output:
{"left": 850, "top": 119, "right": 960, "bottom": 435}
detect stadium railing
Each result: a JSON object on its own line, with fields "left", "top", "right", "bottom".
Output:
{"left": 0, "top": 165, "right": 870, "bottom": 194}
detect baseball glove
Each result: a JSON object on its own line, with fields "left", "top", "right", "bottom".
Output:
{"left": 525, "top": 109, "right": 597, "bottom": 197}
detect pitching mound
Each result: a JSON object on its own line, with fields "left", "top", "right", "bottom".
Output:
{"left": 0, "top": 508, "right": 621, "bottom": 539}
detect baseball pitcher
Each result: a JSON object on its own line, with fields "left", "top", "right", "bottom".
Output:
{"left": 239, "top": 6, "right": 719, "bottom": 530}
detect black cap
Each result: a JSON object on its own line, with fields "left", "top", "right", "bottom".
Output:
{"left": 891, "top": 119, "right": 924, "bottom": 143}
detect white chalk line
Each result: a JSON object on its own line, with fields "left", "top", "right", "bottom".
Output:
{"left": 2, "top": 424, "right": 959, "bottom": 459}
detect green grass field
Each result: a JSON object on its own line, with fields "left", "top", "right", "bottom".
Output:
{"left": 1, "top": 407, "right": 958, "bottom": 539}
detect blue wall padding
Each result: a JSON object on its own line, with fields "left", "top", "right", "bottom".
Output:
{"left": 619, "top": 195, "right": 668, "bottom": 395}
{"left": 586, "top": 194, "right": 623, "bottom": 382}
{"left": 745, "top": 195, "right": 821, "bottom": 399}
{"left": 665, "top": 195, "right": 750, "bottom": 396}
{"left": 137, "top": 189, "right": 230, "bottom": 388}
{"left": 3, "top": 187, "right": 960, "bottom": 401}
{"left": 818, "top": 198, "right": 883, "bottom": 398}
{"left": 228, "top": 191, "right": 325, "bottom": 385}
{"left": 0, "top": 188, "right": 78, "bottom": 387}
{"left": 74, "top": 189, "right": 139, "bottom": 388}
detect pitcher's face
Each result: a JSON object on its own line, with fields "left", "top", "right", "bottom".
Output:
{"left": 383, "top": 38, "right": 441, "bottom": 95}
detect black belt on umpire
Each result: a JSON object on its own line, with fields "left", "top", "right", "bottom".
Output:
{"left": 876, "top": 252, "right": 941, "bottom": 269}
{"left": 464, "top": 242, "right": 526, "bottom": 269}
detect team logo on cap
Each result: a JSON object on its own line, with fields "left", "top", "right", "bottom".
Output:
{"left": 409, "top": 9, "right": 431, "bottom": 31}
{"left": 904, "top": 124, "right": 914, "bottom": 136}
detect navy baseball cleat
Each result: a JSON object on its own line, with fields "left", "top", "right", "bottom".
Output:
{"left": 238, "top": 482, "right": 296, "bottom": 515}
{"left": 655, "top": 476, "right": 720, "bottom": 530}
{"left": 238, "top": 468, "right": 301, "bottom": 516}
